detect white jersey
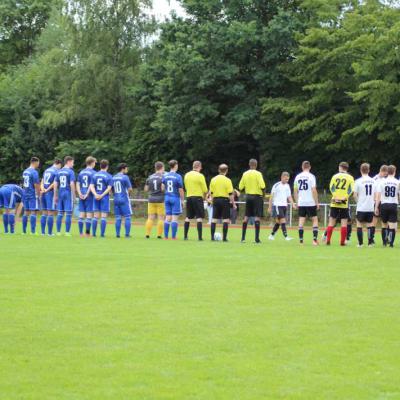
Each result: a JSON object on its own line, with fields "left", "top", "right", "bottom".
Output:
{"left": 271, "top": 182, "right": 291, "bottom": 206}
{"left": 294, "top": 172, "right": 317, "bottom": 207}
{"left": 354, "top": 175, "right": 376, "bottom": 212}
{"left": 378, "top": 176, "right": 400, "bottom": 205}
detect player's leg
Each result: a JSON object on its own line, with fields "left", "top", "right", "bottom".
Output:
{"left": 269, "top": 210, "right": 280, "bottom": 240}
{"left": 164, "top": 199, "right": 172, "bottom": 239}
{"left": 183, "top": 198, "right": 192, "bottom": 240}
{"left": 78, "top": 212, "right": 85, "bottom": 236}
{"left": 124, "top": 201, "right": 132, "bottom": 238}
{"left": 156, "top": 203, "right": 164, "bottom": 239}
{"left": 100, "top": 200, "right": 109, "bottom": 237}
{"left": 346, "top": 215, "right": 352, "bottom": 243}
{"left": 311, "top": 214, "right": 319, "bottom": 245}
{"left": 280, "top": 210, "right": 292, "bottom": 240}
{"left": 1, "top": 190, "right": 9, "bottom": 233}
{"left": 64, "top": 193, "right": 73, "bottom": 235}
{"left": 22, "top": 196, "right": 29, "bottom": 234}
{"left": 356, "top": 214, "right": 363, "bottom": 247}
{"left": 92, "top": 200, "right": 100, "bottom": 237}
{"left": 115, "top": 204, "right": 122, "bottom": 238}
{"left": 222, "top": 199, "right": 230, "bottom": 242}
{"left": 253, "top": 197, "right": 262, "bottom": 243}
{"left": 171, "top": 215, "right": 179, "bottom": 239}
{"left": 8, "top": 208, "right": 16, "bottom": 234}
{"left": 211, "top": 199, "right": 220, "bottom": 241}
{"left": 340, "top": 217, "right": 348, "bottom": 246}
{"left": 298, "top": 215, "right": 306, "bottom": 244}
{"left": 85, "top": 212, "right": 93, "bottom": 236}
{"left": 241, "top": 197, "right": 251, "bottom": 242}
{"left": 40, "top": 194, "right": 48, "bottom": 235}
{"left": 146, "top": 203, "right": 155, "bottom": 238}
{"left": 388, "top": 222, "right": 397, "bottom": 248}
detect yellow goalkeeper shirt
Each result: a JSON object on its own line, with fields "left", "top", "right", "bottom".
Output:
{"left": 329, "top": 172, "right": 355, "bottom": 208}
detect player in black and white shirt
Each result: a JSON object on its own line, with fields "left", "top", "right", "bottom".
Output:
{"left": 268, "top": 172, "right": 296, "bottom": 241}
{"left": 294, "top": 161, "right": 319, "bottom": 245}
{"left": 372, "top": 164, "right": 388, "bottom": 244}
{"left": 353, "top": 163, "right": 376, "bottom": 247}
{"left": 375, "top": 165, "right": 399, "bottom": 247}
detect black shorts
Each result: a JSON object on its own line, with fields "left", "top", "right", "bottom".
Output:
{"left": 330, "top": 207, "right": 349, "bottom": 220}
{"left": 298, "top": 206, "right": 317, "bottom": 218}
{"left": 381, "top": 204, "right": 398, "bottom": 224}
{"left": 356, "top": 211, "right": 374, "bottom": 224}
{"left": 213, "top": 197, "right": 231, "bottom": 220}
{"left": 245, "top": 195, "right": 264, "bottom": 218}
{"left": 186, "top": 196, "right": 205, "bottom": 219}
{"left": 272, "top": 206, "right": 287, "bottom": 219}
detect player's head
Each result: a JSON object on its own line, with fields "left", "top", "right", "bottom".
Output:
{"left": 30, "top": 156, "right": 40, "bottom": 168}
{"left": 302, "top": 161, "right": 311, "bottom": 171}
{"left": 53, "top": 158, "right": 62, "bottom": 169}
{"left": 193, "top": 161, "right": 202, "bottom": 171}
{"left": 100, "top": 159, "right": 109, "bottom": 171}
{"left": 360, "top": 163, "right": 370, "bottom": 175}
{"left": 64, "top": 156, "right": 74, "bottom": 168}
{"left": 118, "top": 163, "right": 128, "bottom": 174}
{"left": 249, "top": 159, "right": 258, "bottom": 169}
{"left": 168, "top": 159, "right": 178, "bottom": 171}
{"left": 387, "top": 165, "right": 396, "bottom": 176}
{"left": 281, "top": 171, "right": 290, "bottom": 183}
{"left": 86, "top": 156, "right": 97, "bottom": 168}
{"left": 338, "top": 161, "right": 349, "bottom": 173}
{"left": 380, "top": 164, "right": 388, "bottom": 177}
{"left": 218, "top": 164, "right": 228, "bottom": 175}
{"left": 154, "top": 161, "right": 164, "bottom": 174}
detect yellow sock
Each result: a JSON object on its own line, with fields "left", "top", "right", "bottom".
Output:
{"left": 157, "top": 219, "right": 164, "bottom": 237}
{"left": 145, "top": 219, "right": 153, "bottom": 236}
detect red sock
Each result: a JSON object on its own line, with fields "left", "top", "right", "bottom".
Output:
{"left": 340, "top": 226, "right": 347, "bottom": 245}
{"left": 327, "top": 226, "right": 334, "bottom": 243}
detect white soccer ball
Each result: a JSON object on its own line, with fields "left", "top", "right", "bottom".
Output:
{"left": 214, "top": 232, "right": 222, "bottom": 241}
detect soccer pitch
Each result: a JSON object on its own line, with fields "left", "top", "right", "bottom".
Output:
{"left": 1, "top": 226, "right": 399, "bottom": 399}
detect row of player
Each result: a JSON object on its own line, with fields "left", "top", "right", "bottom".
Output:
{"left": 0, "top": 156, "right": 398, "bottom": 246}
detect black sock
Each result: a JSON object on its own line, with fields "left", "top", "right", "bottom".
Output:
{"left": 347, "top": 223, "right": 352, "bottom": 240}
{"left": 184, "top": 221, "right": 190, "bottom": 239}
{"left": 211, "top": 222, "right": 216, "bottom": 240}
{"left": 281, "top": 223, "right": 287, "bottom": 237}
{"left": 241, "top": 222, "right": 248, "bottom": 241}
{"left": 197, "top": 221, "right": 202, "bottom": 240}
{"left": 357, "top": 227, "right": 363, "bottom": 245}
{"left": 272, "top": 223, "right": 280, "bottom": 235}
{"left": 255, "top": 220, "right": 260, "bottom": 242}
{"left": 299, "top": 227, "right": 304, "bottom": 241}
{"left": 312, "top": 226, "right": 318, "bottom": 241}
{"left": 223, "top": 222, "right": 228, "bottom": 241}
{"left": 323, "top": 230, "right": 327, "bottom": 238}
{"left": 371, "top": 226, "right": 376, "bottom": 242}
{"left": 389, "top": 229, "right": 396, "bottom": 246}
{"left": 367, "top": 227, "right": 373, "bottom": 245}
{"left": 382, "top": 228, "right": 388, "bottom": 245}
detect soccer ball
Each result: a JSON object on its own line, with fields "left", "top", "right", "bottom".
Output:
{"left": 214, "top": 232, "right": 222, "bottom": 241}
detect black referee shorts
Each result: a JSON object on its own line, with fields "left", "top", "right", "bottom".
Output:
{"left": 245, "top": 195, "right": 264, "bottom": 218}
{"left": 381, "top": 204, "right": 398, "bottom": 224}
{"left": 186, "top": 196, "right": 205, "bottom": 219}
{"left": 213, "top": 197, "right": 231, "bottom": 220}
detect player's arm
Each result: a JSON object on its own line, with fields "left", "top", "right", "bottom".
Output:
{"left": 15, "top": 202, "right": 23, "bottom": 217}
{"left": 76, "top": 180, "right": 84, "bottom": 199}
{"left": 293, "top": 180, "right": 299, "bottom": 204}
{"left": 99, "top": 185, "right": 113, "bottom": 199}
{"left": 40, "top": 178, "right": 46, "bottom": 194}
{"left": 70, "top": 181, "right": 76, "bottom": 199}
{"left": 268, "top": 191, "right": 274, "bottom": 213}
{"left": 201, "top": 175, "right": 208, "bottom": 199}
{"left": 53, "top": 179, "right": 59, "bottom": 202}
{"left": 288, "top": 187, "right": 296, "bottom": 210}
{"left": 238, "top": 175, "right": 245, "bottom": 192}
{"left": 144, "top": 178, "right": 149, "bottom": 192}
{"left": 34, "top": 172, "right": 40, "bottom": 198}
{"left": 228, "top": 181, "right": 236, "bottom": 209}
{"left": 179, "top": 188, "right": 185, "bottom": 205}
{"left": 375, "top": 188, "right": 382, "bottom": 215}
{"left": 258, "top": 173, "right": 266, "bottom": 195}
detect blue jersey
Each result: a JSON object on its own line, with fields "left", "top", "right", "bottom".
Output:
{"left": 22, "top": 167, "right": 40, "bottom": 199}
{"left": 162, "top": 171, "right": 183, "bottom": 197}
{"left": 112, "top": 173, "right": 132, "bottom": 204}
{"left": 42, "top": 166, "right": 59, "bottom": 191}
{"left": 92, "top": 171, "right": 113, "bottom": 195}
{"left": 56, "top": 167, "right": 75, "bottom": 193}
{"left": 78, "top": 168, "right": 96, "bottom": 195}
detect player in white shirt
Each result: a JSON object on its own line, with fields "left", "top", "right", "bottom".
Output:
{"left": 372, "top": 164, "right": 388, "bottom": 244}
{"left": 353, "top": 163, "right": 376, "bottom": 247}
{"left": 375, "top": 165, "right": 400, "bottom": 247}
{"left": 293, "top": 161, "right": 319, "bottom": 245}
{"left": 268, "top": 172, "right": 296, "bottom": 241}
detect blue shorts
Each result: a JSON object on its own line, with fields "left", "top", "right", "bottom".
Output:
{"left": 114, "top": 201, "right": 132, "bottom": 218}
{"left": 58, "top": 191, "right": 73, "bottom": 213}
{"left": 0, "top": 188, "right": 21, "bottom": 209}
{"left": 165, "top": 196, "right": 182, "bottom": 216}
{"left": 93, "top": 196, "right": 110, "bottom": 213}
{"left": 79, "top": 195, "right": 94, "bottom": 213}
{"left": 41, "top": 191, "right": 56, "bottom": 211}
{"left": 23, "top": 196, "right": 40, "bottom": 211}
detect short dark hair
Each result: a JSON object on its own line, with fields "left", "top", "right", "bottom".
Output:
{"left": 302, "top": 161, "right": 311, "bottom": 170}
{"left": 54, "top": 158, "right": 62, "bottom": 165}
{"left": 360, "top": 163, "right": 370, "bottom": 174}
{"left": 169, "top": 159, "right": 178, "bottom": 169}
{"left": 64, "top": 156, "right": 74, "bottom": 164}
{"left": 339, "top": 161, "right": 349, "bottom": 171}
{"left": 155, "top": 161, "right": 164, "bottom": 171}
{"left": 30, "top": 157, "right": 40, "bottom": 164}
{"left": 249, "top": 159, "right": 258, "bottom": 168}
{"left": 86, "top": 156, "right": 97, "bottom": 166}
{"left": 118, "top": 163, "right": 128, "bottom": 172}
{"left": 100, "top": 159, "right": 109, "bottom": 169}
{"left": 388, "top": 165, "right": 396, "bottom": 175}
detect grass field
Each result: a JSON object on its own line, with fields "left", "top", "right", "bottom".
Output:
{"left": 1, "top": 224, "right": 400, "bottom": 399}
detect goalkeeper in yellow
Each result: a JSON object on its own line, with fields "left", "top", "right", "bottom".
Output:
{"left": 326, "top": 162, "right": 355, "bottom": 246}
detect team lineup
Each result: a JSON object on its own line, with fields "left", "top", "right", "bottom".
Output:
{"left": 0, "top": 156, "right": 399, "bottom": 247}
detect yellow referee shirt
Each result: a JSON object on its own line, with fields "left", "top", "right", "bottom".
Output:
{"left": 329, "top": 172, "right": 355, "bottom": 208}
{"left": 239, "top": 169, "right": 266, "bottom": 195}
{"left": 210, "top": 174, "right": 234, "bottom": 198}
{"left": 184, "top": 170, "right": 208, "bottom": 197}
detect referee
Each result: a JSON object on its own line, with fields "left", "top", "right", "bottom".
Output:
{"left": 209, "top": 164, "right": 236, "bottom": 242}
{"left": 239, "top": 159, "right": 266, "bottom": 243}
{"left": 183, "top": 161, "right": 208, "bottom": 241}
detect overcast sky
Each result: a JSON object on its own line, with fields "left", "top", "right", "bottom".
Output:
{"left": 147, "top": 0, "right": 186, "bottom": 20}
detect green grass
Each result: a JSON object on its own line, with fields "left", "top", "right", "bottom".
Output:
{"left": 1, "top": 223, "right": 400, "bottom": 399}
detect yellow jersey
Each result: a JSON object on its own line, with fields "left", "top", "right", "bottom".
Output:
{"left": 239, "top": 169, "right": 266, "bottom": 195}
{"left": 184, "top": 170, "right": 208, "bottom": 197}
{"left": 210, "top": 174, "right": 234, "bottom": 198}
{"left": 329, "top": 172, "right": 355, "bottom": 208}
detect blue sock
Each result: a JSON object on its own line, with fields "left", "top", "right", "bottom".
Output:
{"left": 56, "top": 213, "right": 63, "bottom": 233}
{"left": 3, "top": 214, "right": 9, "bottom": 233}
{"left": 47, "top": 215, "right": 54, "bottom": 235}
{"left": 85, "top": 218, "right": 92, "bottom": 234}
{"left": 171, "top": 221, "right": 178, "bottom": 239}
{"left": 92, "top": 218, "right": 98, "bottom": 237}
{"left": 125, "top": 217, "right": 131, "bottom": 237}
{"left": 100, "top": 218, "right": 107, "bottom": 237}
{"left": 115, "top": 216, "right": 122, "bottom": 237}
{"left": 40, "top": 215, "right": 47, "bottom": 234}
{"left": 78, "top": 218, "right": 84, "bottom": 235}
{"left": 164, "top": 221, "right": 171, "bottom": 238}
{"left": 65, "top": 213, "right": 72, "bottom": 233}
{"left": 30, "top": 214, "right": 37, "bottom": 234}
{"left": 22, "top": 215, "right": 28, "bottom": 233}
{"left": 9, "top": 214, "right": 15, "bottom": 233}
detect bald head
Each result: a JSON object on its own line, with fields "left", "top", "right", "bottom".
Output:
{"left": 219, "top": 164, "right": 228, "bottom": 175}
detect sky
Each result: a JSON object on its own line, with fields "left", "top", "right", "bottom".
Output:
{"left": 146, "top": 0, "right": 186, "bottom": 20}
